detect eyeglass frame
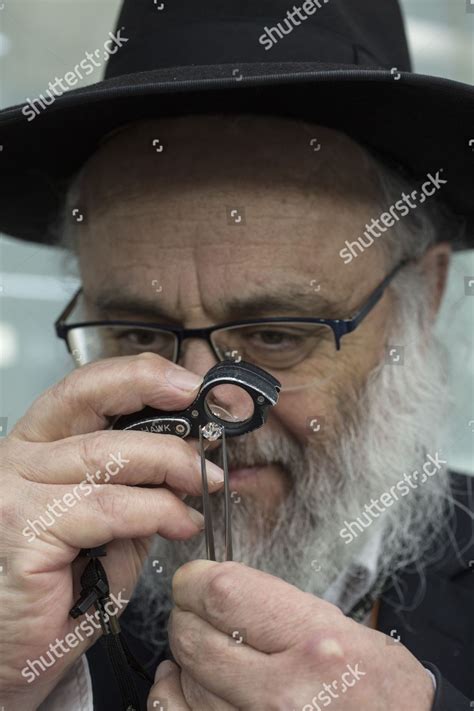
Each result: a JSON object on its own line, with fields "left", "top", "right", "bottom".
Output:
{"left": 55, "top": 259, "right": 410, "bottom": 364}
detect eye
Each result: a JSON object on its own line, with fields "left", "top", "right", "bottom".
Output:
{"left": 245, "top": 328, "right": 305, "bottom": 350}
{"left": 119, "top": 329, "right": 159, "bottom": 346}
{"left": 112, "top": 328, "right": 173, "bottom": 354}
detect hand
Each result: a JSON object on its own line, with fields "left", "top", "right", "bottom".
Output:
{"left": 148, "top": 661, "right": 190, "bottom": 711}
{"left": 149, "top": 658, "right": 237, "bottom": 711}
{"left": 0, "top": 354, "right": 224, "bottom": 710}
{"left": 156, "top": 560, "right": 435, "bottom": 710}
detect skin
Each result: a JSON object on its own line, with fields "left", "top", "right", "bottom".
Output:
{"left": 0, "top": 115, "right": 450, "bottom": 709}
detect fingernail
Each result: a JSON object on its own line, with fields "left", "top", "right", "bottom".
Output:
{"left": 165, "top": 366, "right": 203, "bottom": 391}
{"left": 186, "top": 506, "right": 205, "bottom": 529}
{"left": 155, "top": 660, "right": 175, "bottom": 682}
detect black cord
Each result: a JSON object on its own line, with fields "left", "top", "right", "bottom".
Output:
{"left": 70, "top": 551, "right": 152, "bottom": 711}
{"left": 101, "top": 632, "right": 142, "bottom": 711}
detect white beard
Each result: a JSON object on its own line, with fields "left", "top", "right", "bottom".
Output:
{"left": 127, "top": 274, "right": 452, "bottom": 658}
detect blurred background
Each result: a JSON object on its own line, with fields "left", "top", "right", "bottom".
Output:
{"left": 0, "top": 0, "right": 473, "bottom": 472}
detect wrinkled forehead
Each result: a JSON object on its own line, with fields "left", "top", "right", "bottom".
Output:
{"left": 77, "top": 114, "right": 382, "bottom": 217}
{"left": 73, "top": 115, "right": 387, "bottom": 307}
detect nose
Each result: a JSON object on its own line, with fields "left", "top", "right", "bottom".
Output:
{"left": 179, "top": 339, "right": 217, "bottom": 379}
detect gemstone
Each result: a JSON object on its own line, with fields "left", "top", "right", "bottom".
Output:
{"left": 202, "top": 422, "right": 224, "bottom": 441}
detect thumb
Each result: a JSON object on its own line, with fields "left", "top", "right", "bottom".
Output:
{"left": 147, "top": 660, "right": 191, "bottom": 711}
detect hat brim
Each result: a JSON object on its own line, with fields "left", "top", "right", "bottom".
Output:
{"left": 0, "top": 62, "right": 472, "bottom": 245}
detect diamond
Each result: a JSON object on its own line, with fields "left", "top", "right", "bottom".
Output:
{"left": 202, "top": 422, "right": 224, "bottom": 441}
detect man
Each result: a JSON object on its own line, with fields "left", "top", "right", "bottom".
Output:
{"left": 0, "top": 2, "right": 472, "bottom": 710}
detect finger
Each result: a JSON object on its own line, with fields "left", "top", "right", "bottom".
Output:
{"left": 148, "top": 661, "right": 191, "bottom": 711}
{"left": 169, "top": 607, "right": 269, "bottom": 708}
{"left": 172, "top": 561, "right": 340, "bottom": 653}
{"left": 20, "top": 484, "right": 205, "bottom": 558}
{"left": 15, "top": 430, "right": 224, "bottom": 495}
{"left": 180, "top": 669, "right": 236, "bottom": 711}
{"left": 11, "top": 353, "right": 203, "bottom": 442}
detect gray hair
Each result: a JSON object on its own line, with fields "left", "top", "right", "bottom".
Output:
{"left": 369, "top": 152, "right": 465, "bottom": 265}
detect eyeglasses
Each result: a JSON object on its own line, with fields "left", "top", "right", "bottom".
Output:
{"left": 55, "top": 260, "right": 409, "bottom": 392}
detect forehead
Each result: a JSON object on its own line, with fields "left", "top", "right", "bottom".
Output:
{"left": 74, "top": 115, "right": 386, "bottom": 311}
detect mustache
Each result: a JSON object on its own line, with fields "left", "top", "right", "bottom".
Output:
{"left": 205, "top": 426, "right": 305, "bottom": 479}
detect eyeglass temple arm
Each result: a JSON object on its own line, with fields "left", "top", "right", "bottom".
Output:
{"left": 344, "top": 259, "right": 410, "bottom": 333}
{"left": 55, "top": 287, "right": 84, "bottom": 338}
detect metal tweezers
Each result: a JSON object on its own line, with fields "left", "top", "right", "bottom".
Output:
{"left": 113, "top": 360, "right": 281, "bottom": 562}
{"left": 199, "top": 424, "right": 232, "bottom": 562}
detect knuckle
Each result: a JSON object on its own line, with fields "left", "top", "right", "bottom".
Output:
{"left": 51, "top": 369, "right": 80, "bottom": 405}
{"left": 177, "top": 626, "right": 201, "bottom": 665}
{"left": 171, "top": 613, "right": 201, "bottom": 666}
{"left": 129, "top": 352, "right": 161, "bottom": 381}
{"left": 137, "top": 351, "right": 160, "bottom": 361}
{"left": 78, "top": 431, "right": 106, "bottom": 473}
{"left": 204, "top": 563, "right": 240, "bottom": 619}
{"left": 90, "top": 484, "right": 126, "bottom": 521}
{"left": 300, "top": 627, "right": 347, "bottom": 672}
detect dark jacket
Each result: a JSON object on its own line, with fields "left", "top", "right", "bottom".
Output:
{"left": 87, "top": 472, "right": 474, "bottom": 710}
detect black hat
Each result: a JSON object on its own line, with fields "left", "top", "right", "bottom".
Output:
{"left": 0, "top": 0, "right": 472, "bottom": 245}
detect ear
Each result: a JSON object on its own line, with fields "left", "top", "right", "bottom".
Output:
{"left": 418, "top": 242, "right": 452, "bottom": 319}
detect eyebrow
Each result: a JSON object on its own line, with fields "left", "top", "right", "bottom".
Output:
{"left": 223, "top": 290, "right": 346, "bottom": 319}
{"left": 92, "top": 286, "right": 348, "bottom": 324}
